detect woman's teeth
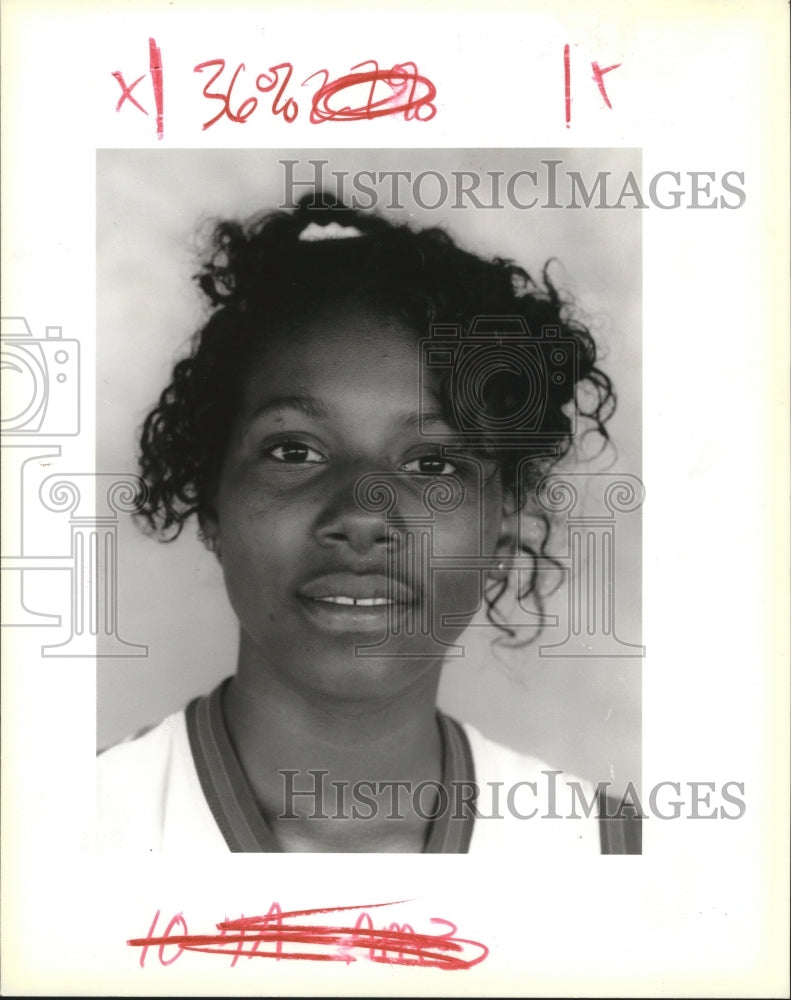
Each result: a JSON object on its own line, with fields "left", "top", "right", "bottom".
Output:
{"left": 314, "top": 596, "right": 394, "bottom": 606}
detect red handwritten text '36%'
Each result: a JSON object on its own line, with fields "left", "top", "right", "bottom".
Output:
{"left": 112, "top": 40, "right": 437, "bottom": 139}
{"left": 129, "top": 900, "right": 489, "bottom": 970}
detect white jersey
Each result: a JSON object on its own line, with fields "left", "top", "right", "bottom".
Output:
{"left": 96, "top": 680, "right": 617, "bottom": 854}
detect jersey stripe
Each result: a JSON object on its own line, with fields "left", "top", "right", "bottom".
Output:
{"left": 423, "top": 715, "right": 477, "bottom": 853}
{"left": 185, "top": 679, "right": 279, "bottom": 852}
{"left": 597, "top": 791, "right": 643, "bottom": 855}
{"left": 186, "top": 679, "right": 477, "bottom": 854}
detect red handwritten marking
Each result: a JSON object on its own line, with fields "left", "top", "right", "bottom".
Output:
{"left": 256, "top": 63, "right": 299, "bottom": 122}
{"left": 591, "top": 60, "right": 621, "bottom": 109}
{"left": 115, "top": 52, "right": 435, "bottom": 130}
{"left": 112, "top": 72, "right": 148, "bottom": 115}
{"left": 129, "top": 900, "right": 488, "bottom": 970}
{"left": 194, "top": 59, "right": 259, "bottom": 129}
{"left": 111, "top": 37, "right": 164, "bottom": 138}
{"left": 564, "top": 45, "right": 622, "bottom": 125}
{"left": 307, "top": 61, "right": 437, "bottom": 123}
{"left": 148, "top": 38, "right": 164, "bottom": 140}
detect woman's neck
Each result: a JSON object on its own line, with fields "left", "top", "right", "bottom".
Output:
{"left": 222, "top": 640, "right": 444, "bottom": 852}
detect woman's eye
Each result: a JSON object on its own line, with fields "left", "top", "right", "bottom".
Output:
{"left": 267, "top": 441, "right": 326, "bottom": 464}
{"left": 400, "top": 456, "right": 457, "bottom": 475}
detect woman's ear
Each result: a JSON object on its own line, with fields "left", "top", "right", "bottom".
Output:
{"left": 198, "top": 509, "right": 222, "bottom": 562}
{"left": 489, "top": 493, "right": 519, "bottom": 582}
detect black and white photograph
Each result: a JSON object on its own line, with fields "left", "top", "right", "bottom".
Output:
{"left": 95, "top": 149, "right": 643, "bottom": 857}
{"left": 1, "top": 3, "right": 788, "bottom": 996}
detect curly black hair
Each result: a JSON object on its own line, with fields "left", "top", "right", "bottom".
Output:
{"left": 136, "top": 192, "right": 615, "bottom": 638}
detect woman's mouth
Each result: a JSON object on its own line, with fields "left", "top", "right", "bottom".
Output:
{"left": 312, "top": 596, "right": 394, "bottom": 606}
{"left": 298, "top": 573, "right": 415, "bottom": 634}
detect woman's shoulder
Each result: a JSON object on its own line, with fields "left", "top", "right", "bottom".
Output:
{"left": 96, "top": 696, "right": 232, "bottom": 853}
{"left": 458, "top": 720, "right": 604, "bottom": 854}
{"left": 95, "top": 709, "right": 190, "bottom": 851}
{"left": 460, "top": 721, "right": 591, "bottom": 788}
{"left": 97, "top": 709, "right": 186, "bottom": 771}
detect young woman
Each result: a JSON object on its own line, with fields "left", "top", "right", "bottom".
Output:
{"left": 97, "top": 193, "right": 638, "bottom": 854}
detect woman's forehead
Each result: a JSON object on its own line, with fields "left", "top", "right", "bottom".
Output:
{"left": 242, "top": 305, "right": 436, "bottom": 401}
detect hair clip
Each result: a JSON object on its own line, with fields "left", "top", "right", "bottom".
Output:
{"left": 298, "top": 221, "right": 363, "bottom": 242}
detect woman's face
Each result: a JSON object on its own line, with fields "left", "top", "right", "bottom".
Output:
{"left": 203, "top": 304, "right": 510, "bottom": 701}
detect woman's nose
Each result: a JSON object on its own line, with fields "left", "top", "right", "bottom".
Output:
{"left": 313, "top": 470, "right": 394, "bottom": 554}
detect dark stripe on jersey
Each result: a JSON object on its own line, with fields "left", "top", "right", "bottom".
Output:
{"left": 423, "top": 714, "right": 477, "bottom": 854}
{"left": 186, "top": 679, "right": 477, "bottom": 854}
{"left": 597, "top": 791, "right": 643, "bottom": 855}
{"left": 186, "top": 679, "right": 279, "bottom": 852}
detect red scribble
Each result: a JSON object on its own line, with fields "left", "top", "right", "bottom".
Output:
{"left": 563, "top": 44, "right": 571, "bottom": 128}
{"left": 113, "top": 49, "right": 436, "bottom": 130}
{"left": 307, "top": 61, "right": 437, "bottom": 123}
{"left": 590, "top": 60, "right": 621, "bottom": 109}
{"left": 149, "top": 38, "right": 164, "bottom": 140}
{"left": 129, "top": 900, "right": 488, "bottom": 970}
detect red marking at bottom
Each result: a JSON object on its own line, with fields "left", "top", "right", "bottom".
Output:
{"left": 130, "top": 900, "right": 488, "bottom": 970}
